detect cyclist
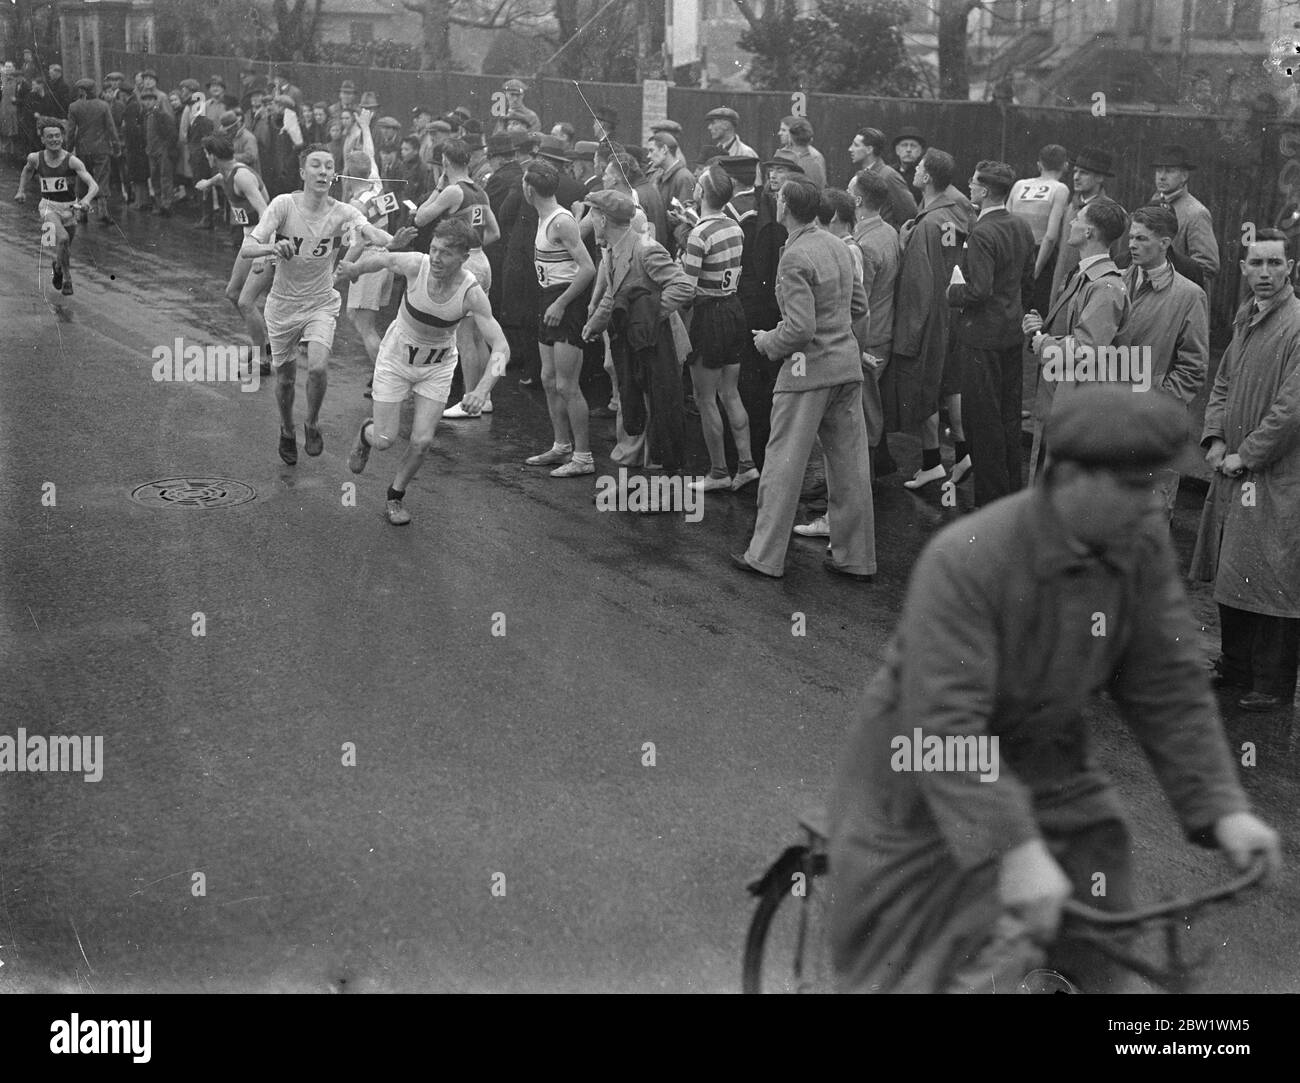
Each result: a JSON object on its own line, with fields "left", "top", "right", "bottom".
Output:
{"left": 826, "top": 385, "right": 1282, "bottom": 993}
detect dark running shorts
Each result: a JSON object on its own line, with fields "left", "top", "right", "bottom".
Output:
{"left": 537, "top": 282, "right": 587, "bottom": 349}
{"left": 688, "top": 293, "right": 747, "bottom": 369}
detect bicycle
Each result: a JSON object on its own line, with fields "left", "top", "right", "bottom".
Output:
{"left": 741, "top": 808, "right": 1269, "bottom": 994}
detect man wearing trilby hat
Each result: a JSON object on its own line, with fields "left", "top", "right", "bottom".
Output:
{"left": 1048, "top": 146, "right": 1124, "bottom": 309}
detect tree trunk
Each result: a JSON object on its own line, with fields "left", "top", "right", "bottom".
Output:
{"left": 938, "top": 0, "right": 975, "bottom": 101}
{"left": 416, "top": 0, "right": 455, "bottom": 71}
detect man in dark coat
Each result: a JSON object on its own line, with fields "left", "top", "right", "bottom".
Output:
{"left": 947, "top": 161, "right": 1037, "bottom": 507}
{"left": 829, "top": 385, "right": 1281, "bottom": 993}
{"left": 722, "top": 156, "right": 784, "bottom": 469}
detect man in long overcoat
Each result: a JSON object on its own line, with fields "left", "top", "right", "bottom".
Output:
{"left": 1192, "top": 229, "right": 1300, "bottom": 712}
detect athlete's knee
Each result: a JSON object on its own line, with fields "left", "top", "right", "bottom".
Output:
{"left": 409, "top": 434, "right": 434, "bottom": 456}
{"left": 225, "top": 284, "right": 242, "bottom": 306}
{"left": 369, "top": 429, "right": 396, "bottom": 451}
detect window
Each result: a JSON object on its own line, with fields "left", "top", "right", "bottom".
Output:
{"left": 350, "top": 21, "right": 375, "bottom": 45}
{"left": 987, "top": 0, "right": 1041, "bottom": 37}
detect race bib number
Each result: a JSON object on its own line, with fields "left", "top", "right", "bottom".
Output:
{"left": 40, "top": 175, "right": 69, "bottom": 194}
{"left": 231, "top": 206, "right": 250, "bottom": 225}
{"left": 466, "top": 204, "right": 485, "bottom": 227}
{"left": 403, "top": 343, "right": 451, "bottom": 366}
{"left": 376, "top": 191, "right": 399, "bottom": 215}
{"left": 275, "top": 233, "right": 342, "bottom": 258}
{"left": 1018, "top": 184, "right": 1052, "bottom": 202}
{"left": 721, "top": 267, "right": 740, "bottom": 290}
{"left": 535, "top": 261, "right": 549, "bottom": 287}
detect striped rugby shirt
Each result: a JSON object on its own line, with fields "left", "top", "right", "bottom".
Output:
{"left": 681, "top": 213, "right": 744, "bottom": 298}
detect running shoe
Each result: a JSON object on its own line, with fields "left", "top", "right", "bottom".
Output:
{"left": 278, "top": 432, "right": 298, "bottom": 465}
{"left": 441, "top": 401, "right": 478, "bottom": 419}
{"left": 51, "top": 264, "right": 63, "bottom": 290}
{"left": 687, "top": 475, "right": 732, "bottom": 493}
{"left": 731, "top": 467, "right": 760, "bottom": 491}
{"left": 60, "top": 275, "right": 73, "bottom": 296}
{"left": 348, "top": 420, "right": 372, "bottom": 474}
{"left": 793, "top": 515, "right": 830, "bottom": 537}
{"left": 525, "top": 445, "right": 572, "bottom": 466}
{"left": 303, "top": 423, "right": 323, "bottom": 457}
{"left": 386, "top": 499, "right": 411, "bottom": 526}
{"left": 550, "top": 458, "right": 595, "bottom": 477}
{"left": 950, "top": 455, "right": 973, "bottom": 485}
{"left": 903, "top": 464, "right": 946, "bottom": 490}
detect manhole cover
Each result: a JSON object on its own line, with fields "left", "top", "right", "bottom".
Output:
{"left": 130, "top": 477, "right": 257, "bottom": 509}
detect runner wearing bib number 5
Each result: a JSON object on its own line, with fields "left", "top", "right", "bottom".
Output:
{"left": 14, "top": 118, "right": 99, "bottom": 296}
{"left": 522, "top": 159, "right": 597, "bottom": 477}
{"left": 198, "top": 133, "right": 275, "bottom": 375}
{"left": 413, "top": 138, "right": 502, "bottom": 419}
{"left": 339, "top": 219, "right": 510, "bottom": 526}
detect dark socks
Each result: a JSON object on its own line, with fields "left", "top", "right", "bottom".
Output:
{"left": 921, "top": 447, "right": 941, "bottom": 471}
{"left": 955, "top": 440, "right": 969, "bottom": 462}
{"left": 387, "top": 486, "right": 405, "bottom": 502}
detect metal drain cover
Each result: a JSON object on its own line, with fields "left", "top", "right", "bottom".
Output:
{"left": 130, "top": 477, "right": 257, "bottom": 509}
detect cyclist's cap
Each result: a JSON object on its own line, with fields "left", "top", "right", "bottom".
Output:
{"left": 584, "top": 189, "right": 637, "bottom": 224}
{"left": 1048, "top": 385, "right": 1190, "bottom": 472}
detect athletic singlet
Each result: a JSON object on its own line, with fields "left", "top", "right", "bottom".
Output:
{"left": 393, "top": 259, "right": 477, "bottom": 351}
{"left": 251, "top": 193, "right": 368, "bottom": 308}
{"left": 438, "top": 179, "right": 490, "bottom": 248}
{"left": 1009, "top": 177, "right": 1067, "bottom": 244}
{"left": 36, "top": 152, "right": 76, "bottom": 202}
{"left": 534, "top": 206, "right": 579, "bottom": 288}
{"left": 223, "top": 161, "right": 268, "bottom": 230}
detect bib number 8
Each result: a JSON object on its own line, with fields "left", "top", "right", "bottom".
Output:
{"left": 535, "top": 262, "right": 548, "bottom": 287}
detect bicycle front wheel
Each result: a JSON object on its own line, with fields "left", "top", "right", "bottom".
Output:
{"left": 742, "top": 846, "right": 832, "bottom": 993}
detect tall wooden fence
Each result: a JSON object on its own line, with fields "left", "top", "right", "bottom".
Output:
{"left": 102, "top": 50, "right": 1297, "bottom": 338}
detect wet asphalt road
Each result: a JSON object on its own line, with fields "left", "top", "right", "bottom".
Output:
{"left": 1, "top": 168, "right": 1296, "bottom": 994}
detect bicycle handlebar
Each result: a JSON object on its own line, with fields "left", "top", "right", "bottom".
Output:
{"left": 1061, "top": 856, "right": 1269, "bottom": 929}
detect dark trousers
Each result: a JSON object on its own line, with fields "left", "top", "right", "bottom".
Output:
{"left": 735, "top": 336, "right": 780, "bottom": 470}
{"left": 1218, "top": 604, "right": 1300, "bottom": 699}
{"left": 961, "top": 342, "right": 1024, "bottom": 507}
{"left": 610, "top": 321, "right": 685, "bottom": 473}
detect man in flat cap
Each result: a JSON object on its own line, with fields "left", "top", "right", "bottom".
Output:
{"left": 706, "top": 106, "right": 756, "bottom": 160}
{"left": 647, "top": 132, "right": 693, "bottom": 257}
{"left": 1049, "top": 146, "right": 1124, "bottom": 309}
{"left": 219, "top": 109, "right": 260, "bottom": 170}
{"left": 947, "top": 160, "right": 1037, "bottom": 507}
{"left": 1150, "top": 143, "right": 1219, "bottom": 293}
{"left": 829, "top": 383, "right": 1281, "bottom": 994}
{"left": 1192, "top": 228, "right": 1300, "bottom": 712}
{"left": 501, "top": 78, "right": 539, "bottom": 132}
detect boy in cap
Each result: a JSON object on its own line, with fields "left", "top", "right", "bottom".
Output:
{"left": 829, "top": 383, "right": 1281, "bottom": 993}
